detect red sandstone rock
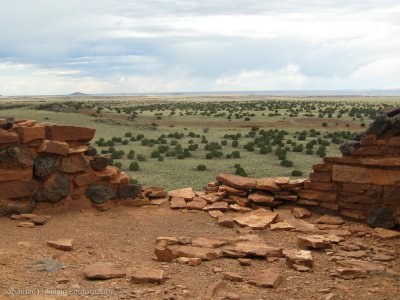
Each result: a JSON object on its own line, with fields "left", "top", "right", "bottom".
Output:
{"left": 60, "top": 153, "right": 90, "bottom": 173}
{"left": 47, "top": 125, "right": 95, "bottom": 142}
{"left": 129, "top": 267, "right": 164, "bottom": 284}
{"left": 255, "top": 177, "right": 280, "bottom": 191}
{"left": 292, "top": 207, "right": 311, "bottom": 218}
{"left": 234, "top": 209, "right": 278, "bottom": 229}
{"left": 94, "top": 166, "right": 120, "bottom": 180}
{"left": 315, "top": 215, "right": 344, "bottom": 225}
{"left": 248, "top": 191, "right": 275, "bottom": 204}
{"left": 83, "top": 262, "right": 125, "bottom": 280}
{"left": 297, "top": 189, "right": 337, "bottom": 202}
{"left": 216, "top": 173, "right": 256, "bottom": 189}
{"left": 218, "top": 185, "right": 246, "bottom": 194}
{"left": 74, "top": 172, "right": 97, "bottom": 186}
{"left": 0, "top": 168, "right": 32, "bottom": 182}
{"left": 228, "top": 194, "right": 250, "bottom": 206}
{"left": 47, "top": 239, "right": 73, "bottom": 251}
{"left": 38, "top": 140, "right": 69, "bottom": 156}
{"left": 0, "top": 129, "right": 19, "bottom": 144}
{"left": 186, "top": 197, "right": 207, "bottom": 210}
{"left": 248, "top": 270, "right": 282, "bottom": 288}
{"left": 170, "top": 197, "right": 186, "bottom": 209}
{"left": 304, "top": 181, "right": 337, "bottom": 191}
{"left": 168, "top": 187, "right": 195, "bottom": 200}
{"left": 0, "top": 180, "right": 38, "bottom": 198}
{"left": 309, "top": 172, "right": 332, "bottom": 182}
{"left": 15, "top": 125, "right": 46, "bottom": 143}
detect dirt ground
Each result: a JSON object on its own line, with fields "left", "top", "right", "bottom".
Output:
{"left": 0, "top": 204, "right": 399, "bottom": 300}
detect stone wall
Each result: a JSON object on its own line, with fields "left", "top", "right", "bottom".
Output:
{"left": 301, "top": 108, "right": 400, "bottom": 227}
{"left": 0, "top": 117, "right": 141, "bottom": 216}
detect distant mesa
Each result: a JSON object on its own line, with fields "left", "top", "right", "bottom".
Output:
{"left": 69, "top": 92, "right": 88, "bottom": 96}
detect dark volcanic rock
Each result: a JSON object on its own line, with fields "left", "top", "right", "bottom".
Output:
{"left": 0, "top": 117, "right": 14, "bottom": 130}
{"left": 85, "top": 184, "right": 116, "bottom": 204}
{"left": 351, "top": 131, "right": 366, "bottom": 141}
{"left": 91, "top": 155, "right": 108, "bottom": 171}
{"left": 386, "top": 107, "right": 400, "bottom": 117}
{"left": 0, "top": 144, "right": 34, "bottom": 168}
{"left": 84, "top": 147, "right": 97, "bottom": 157}
{"left": 34, "top": 156, "right": 59, "bottom": 179}
{"left": 393, "top": 115, "right": 400, "bottom": 136}
{"left": 0, "top": 198, "right": 36, "bottom": 216}
{"left": 118, "top": 184, "right": 142, "bottom": 198}
{"left": 339, "top": 140, "right": 360, "bottom": 156}
{"left": 366, "top": 113, "right": 390, "bottom": 137}
{"left": 34, "top": 173, "right": 69, "bottom": 203}
{"left": 366, "top": 207, "right": 395, "bottom": 229}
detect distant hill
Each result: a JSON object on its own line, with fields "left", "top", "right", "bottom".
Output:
{"left": 69, "top": 92, "right": 88, "bottom": 96}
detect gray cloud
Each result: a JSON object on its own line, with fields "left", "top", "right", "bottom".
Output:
{"left": 0, "top": 0, "right": 399, "bottom": 94}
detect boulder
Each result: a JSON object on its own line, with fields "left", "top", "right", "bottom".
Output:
{"left": 118, "top": 184, "right": 141, "bottom": 199}
{"left": 366, "top": 113, "right": 390, "bottom": 136}
{"left": 217, "top": 215, "right": 235, "bottom": 228}
{"left": 91, "top": 155, "right": 108, "bottom": 171}
{"left": 270, "top": 221, "right": 295, "bottom": 231}
{"left": 85, "top": 184, "right": 116, "bottom": 204}
{"left": 33, "top": 156, "right": 59, "bottom": 179}
{"left": 84, "top": 147, "right": 97, "bottom": 157}
{"left": 216, "top": 173, "right": 256, "bottom": 189}
{"left": 94, "top": 166, "right": 120, "bottom": 180}
{"left": 34, "top": 173, "right": 69, "bottom": 203}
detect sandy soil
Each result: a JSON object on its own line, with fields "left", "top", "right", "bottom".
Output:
{"left": 0, "top": 204, "right": 399, "bottom": 300}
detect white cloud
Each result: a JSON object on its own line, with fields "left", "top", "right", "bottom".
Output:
{"left": 0, "top": 0, "right": 399, "bottom": 94}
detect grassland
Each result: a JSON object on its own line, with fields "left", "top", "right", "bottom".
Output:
{"left": 1, "top": 95, "right": 399, "bottom": 190}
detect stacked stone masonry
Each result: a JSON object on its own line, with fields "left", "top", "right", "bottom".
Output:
{"left": 0, "top": 117, "right": 141, "bottom": 216}
{"left": 303, "top": 109, "right": 400, "bottom": 226}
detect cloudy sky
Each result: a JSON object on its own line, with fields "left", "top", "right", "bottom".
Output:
{"left": 0, "top": 0, "right": 399, "bottom": 95}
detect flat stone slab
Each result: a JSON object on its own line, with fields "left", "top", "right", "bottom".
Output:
{"left": 47, "top": 239, "right": 73, "bottom": 251}
{"left": 234, "top": 209, "right": 278, "bottom": 229}
{"left": 248, "top": 270, "right": 282, "bottom": 288}
{"left": 83, "top": 262, "right": 126, "bottom": 280}
{"left": 129, "top": 266, "right": 164, "bottom": 284}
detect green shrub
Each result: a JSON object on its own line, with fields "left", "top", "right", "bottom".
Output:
{"left": 197, "top": 164, "right": 207, "bottom": 171}
{"left": 129, "top": 161, "right": 140, "bottom": 171}
{"left": 280, "top": 159, "right": 294, "bottom": 167}
{"left": 137, "top": 154, "right": 146, "bottom": 161}
{"left": 291, "top": 170, "right": 303, "bottom": 176}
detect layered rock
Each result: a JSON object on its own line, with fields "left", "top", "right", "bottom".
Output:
{"left": 0, "top": 117, "right": 144, "bottom": 216}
